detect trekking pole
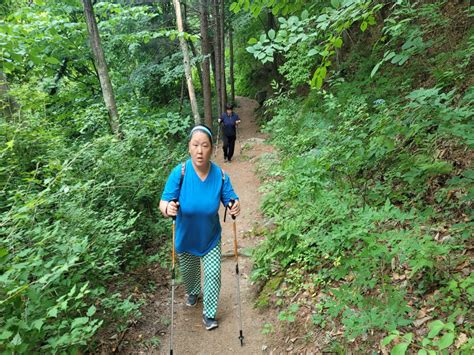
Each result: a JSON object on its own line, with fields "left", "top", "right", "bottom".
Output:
{"left": 214, "top": 122, "right": 221, "bottom": 158}
{"left": 227, "top": 199, "right": 244, "bottom": 346}
{"left": 169, "top": 198, "right": 178, "bottom": 355}
{"left": 236, "top": 125, "right": 242, "bottom": 154}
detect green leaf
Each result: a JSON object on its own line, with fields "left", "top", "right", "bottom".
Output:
{"left": 371, "top": 61, "right": 382, "bottom": 78}
{"left": 334, "top": 37, "right": 343, "bottom": 48}
{"left": 382, "top": 334, "right": 398, "bottom": 346}
{"left": 68, "top": 284, "right": 77, "bottom": 297}
{"left": 11, "top": 333, "right": 22, "bottom": 346}
{"left": 32, "top": 319, "right": 44, "bottom": 331}
{"left": 428, "top": 320, "right": 444, "bottom": 338}
{"left": 87, "top": 305, "right": 97, "bottom": 317}
{"left": 45, "top": 56, "right": 60, "bottom": 65}
{"left": 0, "top": 247, "right": 8, "bottom": 258}
{"left": 360, "top": 21, "right": 368, "bottom": 32}
{"left": 445, "top": 322, "right": 455, "bottom": 331}
{"left": 384, "top": 51, "right": 396, "bottom": 60}
{"left": 47, "top": 307, "right": 58, "bottom": 318}
{"left": 418, "top": 350, "right": 427, "bottom": 355}
{"left": 391, "top": 342, "right": 409, "bottom": 355}
{"left": 301, "top": 10, "right": 309, "bottom": 20}
{"left": 437, "top": 332, "right": 454, "bottom": 350}
{"left": 3, "top": 61, "right": 15, "bottom": 73}
{"left": 71, "top": 317, "right": 89, "bottom": 328}
{"left": 0, "top": 330, "right": 13, "bottom": 340}
{"left": 268, "top": 29, "right": 276, "bottom": 40}
{"left": 248, "top": 37, "right": 258, "bottom": 44}
{"left": 307, "top": 48, "right": 319, "bottom": 56}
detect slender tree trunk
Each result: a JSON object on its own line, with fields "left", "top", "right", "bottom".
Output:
{"left": 179, "top": 75, "right": 185, "bottom": 114}
{"left": 209, "top": 40, "right": 217, "bottom": 106}
{"left": 0, "top": 71, "right": 17, "bottom": 120}
{"left": 219, "top": 0, "right": 226, "bottom": 110}
{"left": 183, "top": 1, "right": 202, "bottom": 85}
{"left": 229, "top": 27, "right": 235, "bottom": 104}
{"left": 49, "top": 57, "right": 69, "bottom": 96}
{"left": 173, "top": 0, "right": 201, "bottom": 124}
{"left": 200, "top": 0, "right": 213, "bottom": 128}
{"left": 212, "top": 0, "right": 221, "bottom": 118}
{"left": 268, "top": 10, "right": 279, "bottom": 79}
{"left": 82, "top": 0, "right": 122, "bottom": 139}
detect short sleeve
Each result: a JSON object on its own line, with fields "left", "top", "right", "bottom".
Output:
{"left": 161, "top": 164, "right": 182, "bottom": 202}
{"left": 221, "top": 173, "right": 238, "bottom": 206}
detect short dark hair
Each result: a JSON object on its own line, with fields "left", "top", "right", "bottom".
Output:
{"left": 225, "top": 103, "right": 233, "bottom": 110}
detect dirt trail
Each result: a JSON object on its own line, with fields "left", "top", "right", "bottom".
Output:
{"left": 113, "top": 97, "right": 271, "bottom": 355}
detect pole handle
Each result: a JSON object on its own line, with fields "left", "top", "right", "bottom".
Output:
{"left": 170, "top": 198, "right": 179, "bottom": 221}
{"left": 229, "top": 198, "right": 236, "bottom": 220}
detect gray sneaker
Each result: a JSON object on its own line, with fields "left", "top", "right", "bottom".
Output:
{"left": 186, "top": 294, "right": 199, "bottom": 307}
{"left": 202, "top": 314, "right": 218, "bottom": 330}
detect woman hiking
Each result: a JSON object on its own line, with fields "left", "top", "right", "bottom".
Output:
{"left": 218, "top": 103, "right": 241, "bottom": 162}
{"left": 159, "top": 124, "right": 241, "bottom": 330}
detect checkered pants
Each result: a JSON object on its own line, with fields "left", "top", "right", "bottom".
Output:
{"left": 178, "top": 242, "right": 221, "bottom": 318}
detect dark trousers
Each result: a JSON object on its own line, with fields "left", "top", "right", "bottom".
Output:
{"left": 222, "top": 135, "right": 236, "bottom": 160}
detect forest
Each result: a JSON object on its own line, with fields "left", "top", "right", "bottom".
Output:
{"left": 1, "top": 0, "right": 473, "bottom": 353}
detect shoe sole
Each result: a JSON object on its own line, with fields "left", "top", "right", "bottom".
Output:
{"left": 202, "top": 318, "right": 218, "bottom": 330}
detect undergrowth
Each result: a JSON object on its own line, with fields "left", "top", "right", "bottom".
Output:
{"left": 252, "top": 1, "right": 473, "bottom": 352}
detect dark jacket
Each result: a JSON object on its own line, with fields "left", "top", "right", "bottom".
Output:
{"left": 220, "top": 112, "right": 240, "bottom": 137}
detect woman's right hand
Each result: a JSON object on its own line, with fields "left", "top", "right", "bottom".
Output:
{"left": 166, "top": 200, "right": 180, "bottom": 217}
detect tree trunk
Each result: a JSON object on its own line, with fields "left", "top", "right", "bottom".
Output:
{"left": 268, "top": 10, "right": 280, "bottom": 79}
{"left": 82, "top": 0, "right": 122, "bottom": 139}
{"left": 200, "top": 0, "right": 213, "bottom": 128}
{"left": 229, "top": 27, "right": 235, "bottom": 104}
{"left": 183, "top": 1, "right": 202, "bottom": 86}
{"left": 212, "top": 0, "right": 221, "bottom": 118}
{"left": 173, "top": 0, "right": 201, "bottom": 124}
{"left": 0, "top": 71, "right": 17, "bottom": 119}
{"left": 219, "top": 0, "right": 226, "bottom": 110}
{"left": 49, "top": 57, "right": 69, "bottom": 96}
{"left": 179, "top": 75, "right": 185, "bottom": 114}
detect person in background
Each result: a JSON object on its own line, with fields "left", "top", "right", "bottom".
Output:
{"left": 218, "top": 103, "right": 241, "bottom": 163}
{"left": 159, "top": 125, "right": 240, "bottom": 330}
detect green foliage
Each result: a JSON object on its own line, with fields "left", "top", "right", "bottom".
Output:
{"left": 261, "top": 322, "right": 275, "bottom": 334}
{"left": 0, "top": 1, "right": 193, "bottom": 347}
{"left": 230, "top": 0, "right": 304, "bottom": 17}
{"left": 232, "top": 12, "right": 270, "bottom": 97}
{"left": 382, "top": 320, "right": 460, "bottom": 354}
{"left": 251, "top": 3, "right": 473, "bottom": 343}
{"left": 0, "top": 98, "right": 189, "bottom": 351}
{"left": 371, "top": 1, "right": 446, "bottom": 77}
{"left": 245, "top": 1, "right": 383, "bottom": 88}
{"left": 278, "top": 303, "right": 299, "bottom": 323}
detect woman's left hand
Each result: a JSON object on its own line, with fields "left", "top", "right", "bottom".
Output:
{"left": 230, "top": 200, "right": 240, "bottom": 217}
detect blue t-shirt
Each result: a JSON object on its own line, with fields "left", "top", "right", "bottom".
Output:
{"left": 161, "top": 159, "right": 239, "bottom": 256}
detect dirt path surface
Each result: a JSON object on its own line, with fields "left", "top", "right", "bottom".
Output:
{"left": 109, "top": 97, "right": 273, "bottom": 354}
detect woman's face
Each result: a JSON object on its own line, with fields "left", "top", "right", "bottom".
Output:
{"left": 189, "top": 131, "right": 212, "bottom": 168}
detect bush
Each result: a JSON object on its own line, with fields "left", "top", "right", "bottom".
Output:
{"left": 0, "top": 101, "right": 190, "bottom": 352}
